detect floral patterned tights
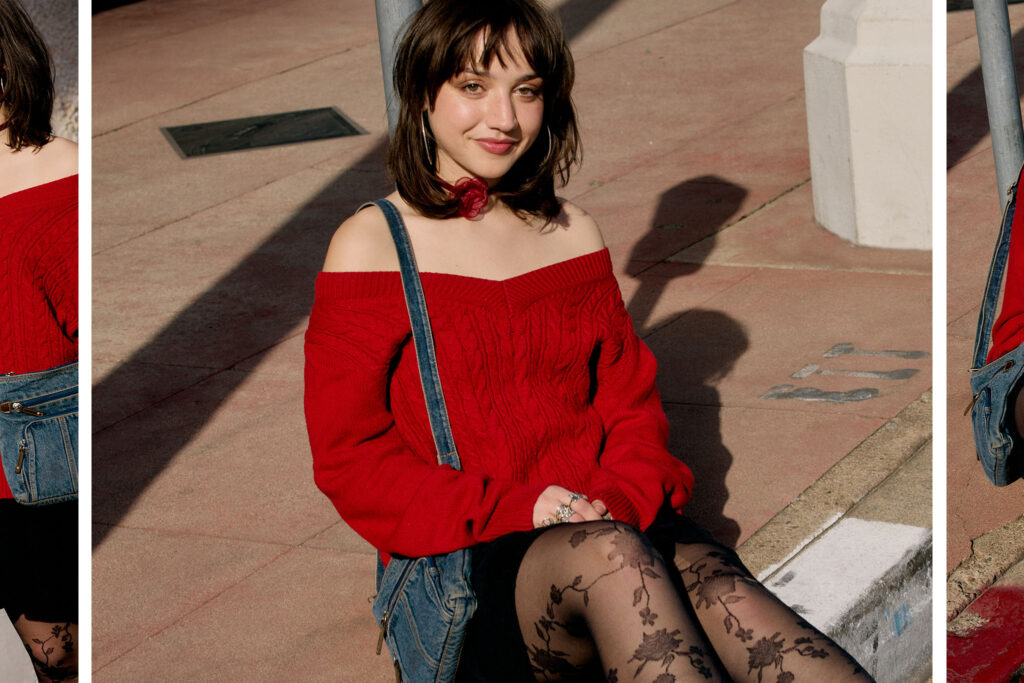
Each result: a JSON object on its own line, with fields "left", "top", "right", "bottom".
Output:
{"left": 514, "top": 520, "right": 873, "bottom": 683}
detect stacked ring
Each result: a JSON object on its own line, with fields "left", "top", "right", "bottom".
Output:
{"left": 555, "top": 504, "right": 574, "bottom": 523}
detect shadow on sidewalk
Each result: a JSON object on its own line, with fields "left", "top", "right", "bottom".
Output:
{"left": 92, "top": 0, "right": 626, "bottom": 548}
{"left": 625, "top": 177, "right": 749, "bottom": 546}
{"left": 947, "top": 25, "right": 1024, "bottom": 169}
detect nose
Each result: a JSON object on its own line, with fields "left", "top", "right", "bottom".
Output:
{"left": 486, "top": 92, "right": 518, "bottom": 132}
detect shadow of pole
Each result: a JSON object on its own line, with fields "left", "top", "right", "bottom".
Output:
{"left": 92, "top": 0, "right": 625, "bottom": 548}
{"left": 948, "top": 24, "right": 1024, "bottom": 170}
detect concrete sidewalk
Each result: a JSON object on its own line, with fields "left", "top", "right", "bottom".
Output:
{"left": 84, "top": 0, "right": 930, "bottom": 681}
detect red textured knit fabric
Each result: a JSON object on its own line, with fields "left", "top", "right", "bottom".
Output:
{"left": 304, "top": 248, "right": 693, "bottom": 561}
{"left": 0, "top": 175, "right": 78, "bottom": 499}
{"left": 989, "top": 192, "right": 1024, "bottom": 363}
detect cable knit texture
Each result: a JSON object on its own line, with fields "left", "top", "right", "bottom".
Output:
{"left": 304, "top": 247, "right": 693, "bottom": 562}
{"left": 989, "top": 195, "right": 1024, "bottom": 363}
{"left": 0, "top": 175, "right": 78, "bottom": 499}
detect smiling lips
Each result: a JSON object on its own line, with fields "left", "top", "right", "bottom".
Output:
{"left": 475, "top": 138, "right": 516, "bottom": 154}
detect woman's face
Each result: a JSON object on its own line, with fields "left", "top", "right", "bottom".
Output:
{"left": 427, "top": 32, "right": 545, "bottom": 187}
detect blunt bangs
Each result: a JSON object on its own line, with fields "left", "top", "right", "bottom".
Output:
{"left": 387, "top": 0, "right": 581, "bottom": 223}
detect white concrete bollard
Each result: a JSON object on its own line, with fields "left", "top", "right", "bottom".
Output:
{"left": 803, "top": 0, "right": 931, "bottom": 250}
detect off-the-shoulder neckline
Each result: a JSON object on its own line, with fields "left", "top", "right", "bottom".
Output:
{"left": 0, "top": 173, "right": 78, "bottom": 204}
{"left": 320, "top": 246, "right": 609, "bottom": 284}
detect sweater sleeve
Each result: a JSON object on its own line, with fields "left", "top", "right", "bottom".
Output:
{"left": 37, "top": 205, "right": 78, "bottom": 341}
{"left": 586, "top": 288, "right": 694, "bottom": 530}
{"left": 304, "top": 276, "right": 546, "bottom": 558}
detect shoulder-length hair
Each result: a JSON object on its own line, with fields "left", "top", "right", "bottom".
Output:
{"left": 387, "top": 0, "right": 580, "bottom": 221}
{"left": 0, "top": 0, "right": 54, "bottom": 151}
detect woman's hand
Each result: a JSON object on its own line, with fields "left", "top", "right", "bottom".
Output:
{"left": 532, "top": 485, "right": 606, "bottom": 527}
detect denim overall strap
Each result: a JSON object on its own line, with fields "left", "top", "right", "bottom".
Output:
{"left": 973, "top": 166, "right": 1023, "bottom": 370}
{"left": 369, "top": 199, "right": 463, "bottom": 472}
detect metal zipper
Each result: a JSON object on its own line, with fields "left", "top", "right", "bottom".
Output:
{"left": 965, "top": 359, "right": 1017, "bottom": 415}
{"left": 0, "top": 401, "right": 43, "bottom": 417}
{"left": 14, "top": 440, "right": 26, "bottom": 474}
{"left": 377, "top": 559, "right": 418, "bottom": 658}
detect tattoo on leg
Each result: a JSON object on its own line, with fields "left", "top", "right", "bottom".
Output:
{"left": 23, "top": 622, "right": 76, "bottom": 681}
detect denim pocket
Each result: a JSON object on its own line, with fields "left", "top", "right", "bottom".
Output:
{"left": 0, "top": 363, "right": 78, "bottom": 505}
{"left": 970, "top": 350, "right": 1024, "bottom": 486}
{"left": 373, "top": 550, "right": 475, "bottom": 682}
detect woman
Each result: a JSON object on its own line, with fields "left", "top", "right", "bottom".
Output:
{"left": 305, "top": 0, "right": 871, "bottom": 680}
{"left": 0, "top": 1, "right": 78, "bottom": 681}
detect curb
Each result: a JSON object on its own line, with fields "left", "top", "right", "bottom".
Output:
{"left": 739, "top": 392, "right": 933, "bottom": 682}
{"left": 946, "top": 514, "right": 1024, "bottom": 622}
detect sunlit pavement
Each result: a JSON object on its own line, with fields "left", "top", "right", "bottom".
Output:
{"left": 84, "top": 0, "right": 931, "bottom": 680}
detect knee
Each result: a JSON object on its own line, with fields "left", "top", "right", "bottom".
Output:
{"left": 565, "top": 521, "right": 664, "bottom": 577}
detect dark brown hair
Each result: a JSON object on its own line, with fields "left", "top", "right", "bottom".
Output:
{"left": 387, "top": 0, "right": 580, "bottom": 221}
{"left": 0, "top": 0, "right": 54, "bottom": 151}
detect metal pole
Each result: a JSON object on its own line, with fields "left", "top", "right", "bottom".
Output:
{"left": 975, "top": 0, "right": 1024, "bottom": 202}
{"left": 375, "top": 0, "right": 421, "bottom": 135}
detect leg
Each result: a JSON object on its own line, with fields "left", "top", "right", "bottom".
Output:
{"left": 11, "top": 615, "right": 78, "bottom": 682}
{"left": 670, "top": 530, "right": 873, "bottom": 683}
{"left": 0, "top": 500, "right": 79, "bottom": 682}
{"left": 514, "top": 520, "right": 727, "bottom": 682}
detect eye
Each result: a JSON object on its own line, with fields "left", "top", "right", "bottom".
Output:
{"left": 462, "top": 82, "right": 484, "bottom": 94}
{"left": 515, "top": 84, "right": 542, "bottom": 100}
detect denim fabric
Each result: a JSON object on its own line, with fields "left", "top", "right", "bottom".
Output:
{"left": 971, "top": 165, "right": 1024, "bottom": 486}
{"left": 366, "top": 199, "right": 475, "bottom": 682}
{"left": 374, "top": 551, "right": 476, "bottom": 682}
{"left": 0, "top": 361, "right": 78, "bottom": 505}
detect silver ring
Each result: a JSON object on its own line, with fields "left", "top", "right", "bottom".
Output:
{"left": 555, "top": 504, "right": 574, "bottom": 523}
{"left": 541, "top": 517, "right": 556, "bottom": 527}
{"left": 568, "top": 492, "right": 583, "bottom": 505}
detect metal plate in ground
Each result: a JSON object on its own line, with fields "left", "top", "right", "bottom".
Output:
{"left": 161, "top": 107, "right": 365, "bottom": 158}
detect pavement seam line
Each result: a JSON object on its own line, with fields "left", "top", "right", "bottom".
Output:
{"left": 94, "top": 42, "right": 370, "bottom": 139}
{"left": 663, "top": 177, "right": 811, "bottom": 267}
{"left": 567, "top": 91, "right": 808, "bottom": 206}
{"left": 92, "top": 133, "right": 384, "bottom": 256}
{"left": 571, "top": 0, "right": 744, "bottom": 61}
{"left": 93, "top": 544, "right": 296, "bottom": 675}
{"left": 738, "top": 390, "right": 932, "bottom": 579}
{"left": 91, "top": 328, "right": 306, "bottom": 439}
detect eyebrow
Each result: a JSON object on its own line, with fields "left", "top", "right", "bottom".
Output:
{"left": 460, "top": 67, "right": 542, "bottom": 82}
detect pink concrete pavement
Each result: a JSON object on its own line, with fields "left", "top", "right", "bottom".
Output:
{"left": 91, "top": 0, "right": 931, "bottom": 680}
{"left": 947, "top": 6, "right": 1024, "bottom": 574}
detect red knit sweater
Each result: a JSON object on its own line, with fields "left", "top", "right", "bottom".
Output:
{"left": 304, "top": 248, "right": 693, "bottom": 560}
{"left": 0, "top": 174, "right": 79, "bottom": 499}
{"left": 989, "top": 190, "right": 1024, "bottom": 363}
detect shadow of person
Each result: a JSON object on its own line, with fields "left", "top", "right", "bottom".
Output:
{"left": 623, "top": 177, "right": 749, "bottom": 547}
{"left": 648, "top": 310, "right": 749, "bottom": 547}
{"left": 625, "top": 176, "right": 747, "bottom": 336}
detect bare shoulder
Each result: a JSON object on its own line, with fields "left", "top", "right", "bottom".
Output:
{"left": 322, "top": 201, "right": 400, "bottom": 272}
{"left": 553, "top": 198, "right": 605, "bottom": 253}
{"left": 41, "top": 137, "right": 78, "bottom": 174}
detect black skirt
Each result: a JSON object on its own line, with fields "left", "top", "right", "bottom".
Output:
{"left": 455, "top": 514, "right": 720, "bottom": 681}
{"left": 0, "top": 499, "right": 79, "bottom": 622}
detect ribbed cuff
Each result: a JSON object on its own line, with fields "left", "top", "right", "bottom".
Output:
{"left": 484, "top": 482, "right": 551, "bottom": 538}
{"left": 588, "top": 483, "right": 641, "bottom": 528}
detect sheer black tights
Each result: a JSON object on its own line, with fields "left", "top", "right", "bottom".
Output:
{"left": 515, "top": 521, "right": 724, "bottom": 682}
{"left": 514, "top": 520, "right": 873, "bottom": 683}
{"left": 11, "top": 615, "right": 78, "bottom": 682}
